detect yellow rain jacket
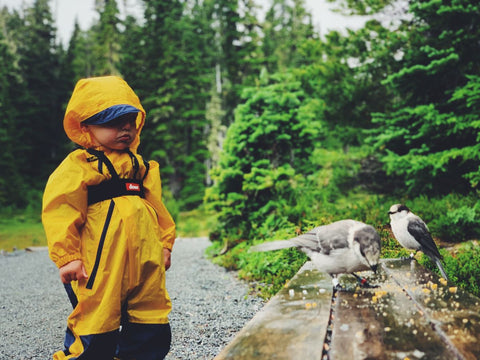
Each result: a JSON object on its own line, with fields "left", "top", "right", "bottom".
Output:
{"left": 42, "top": 76, "right": 175, "bottom": 359}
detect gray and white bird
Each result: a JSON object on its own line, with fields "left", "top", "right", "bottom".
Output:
{"left": 250, "top": 219, "right": 381, "bottom": 289}
{"left": 388, "top": 204, "right": 449, "bottom": 281}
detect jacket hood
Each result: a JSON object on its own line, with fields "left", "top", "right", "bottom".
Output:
{"left": 64, "top": 76, "right": 146, "bottom": 151}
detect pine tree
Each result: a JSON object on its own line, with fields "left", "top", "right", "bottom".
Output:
{"left": 92, "top": 0, "right": 122, "bottom": 75}
{"left": 262, "top": 0, "right": 315, "bottom": 72}
{"left": 0, "top": 8, "right": 29, "bottom": 206}
{"left": 17, "top": 0, "right": 69, "bottom": 184}
{"left": 369, "top": 0, "right": 480, "bottom": 195}
{"left": 136, "top": 0, "right": 215, "bottom": 208}
{"left": 212, "top": 0, "right": 262, "bottom": 125}
{"left": 118, "top": 14, "right": 145, "bottom": 92}
{"left": 65, "top": 20, "right": 95, "bottom": 85}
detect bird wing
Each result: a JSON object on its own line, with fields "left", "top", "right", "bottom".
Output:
{"left": 407, "top": 217, "right": 442, "bottom": 259}
{"left": 288, "top": 230, "right": 320, "bottom": 253}
{"left": 290, "top": 220, "right": 356, "bottom": 255}
{"left": 250, "top": 219, "right": 360, "bottom": 258}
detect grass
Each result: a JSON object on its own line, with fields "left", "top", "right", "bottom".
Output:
{"left": 0, "top": 215, "right": 46, "bottom": 251}
{"left": 175, "top": 207, "right": 217, "bottom": 238}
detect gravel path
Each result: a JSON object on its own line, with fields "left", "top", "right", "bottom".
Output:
{"left": 0, "top": 237, "right": 264, "bottom": 360}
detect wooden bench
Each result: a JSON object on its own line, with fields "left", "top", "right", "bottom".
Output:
{"left": 214, "top": 259, "right": 480, "bottom": 360}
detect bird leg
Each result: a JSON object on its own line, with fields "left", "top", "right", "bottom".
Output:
{"left": 351, "top": 273, "right": 379, "bottom": 288}
{"left": 330, "top": 275, "right": 344, "bottom": 291}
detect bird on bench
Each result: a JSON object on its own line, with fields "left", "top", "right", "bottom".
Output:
{"left": 388, "top": 203, "right": 449, "bottom": 281}
{"left": 250, "top": 219, "right": 381, "bottom": 290}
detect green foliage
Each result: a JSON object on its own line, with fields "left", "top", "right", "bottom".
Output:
{"left": 419, "top": 243, "right": 480, "bottom": 297}
{"left": 205, "top": 74, "right": 320, "bottom": 245}
{"left": 293, "top": 20, "right": 400, "bottom": 147}
{"left": 175, "top": 207, "right": 217, "bottom": 238}
{"left": 91, "top": 0, "right": 121, "bottom": 75}
{"left": 326, "top": 0, "right": 397, "bottom": 15}
{"left": 207, "top": 228, "right": 308, "bottom": 299}
{"left": 369, "top": 102, "right": 480, "bottom": 195}
{"left": 434, "top": 206, "right": 480, "bottom": 242}
{"left": 368, "top": 0, "right": 480, "bottom": 197}
{"left": 262, "top": 0, "right": 315, "bottom": 73}
{"left": 0, "top": 10, "right": 26, "bottom": 207}
{"left": 135, "top": 0, "right": 213, "bottom": 210}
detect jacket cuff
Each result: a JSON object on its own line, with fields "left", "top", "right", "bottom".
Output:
{"left": 163, "top": 241, "right": 174, "bottom": 251}
{"left": 55, "top": 254, "right": 81, "bottom": 268}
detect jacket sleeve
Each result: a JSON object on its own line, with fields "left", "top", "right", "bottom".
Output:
{"left": 42, "top": 154, "right": 88, "bottom": 268}
{"left": 143, "top": 160, "right": 176, "bottom": 251}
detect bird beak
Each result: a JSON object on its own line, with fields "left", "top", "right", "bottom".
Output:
{"left": 371, "top": 264, "right": 378, "bottom": 274}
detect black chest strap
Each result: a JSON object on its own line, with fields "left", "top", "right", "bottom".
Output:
{"left": 86, "top": 149, "right": 148, "bottom": 206}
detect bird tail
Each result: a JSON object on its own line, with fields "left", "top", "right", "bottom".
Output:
{"left": 435, "top": 259, "right": 449, "bottom": 281}
{"left": 249, "top": 240, "right": 296, "bottom": 253}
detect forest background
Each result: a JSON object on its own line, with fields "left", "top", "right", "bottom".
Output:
{"left": 1, "top": 0, "right": 480, "bottom": 298}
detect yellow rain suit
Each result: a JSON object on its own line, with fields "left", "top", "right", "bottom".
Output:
{"left": 42, "top": 76, "right": 175, "bottom": 360}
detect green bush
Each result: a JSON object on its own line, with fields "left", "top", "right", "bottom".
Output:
{"left": 205, "top": 74, "right": 321, "bottom": 247}
{"left": 434, "top": 206, "right": 480, "bottom": 242}
{"left": 418, "top": 242, "right": 480, "bottom": 297}
{"left": 207, "top": 228, "right": 308, "bottom": 299}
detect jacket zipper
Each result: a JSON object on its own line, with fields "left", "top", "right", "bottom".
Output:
{"left": 86, "top": 200, "right": 115, "bottom": 290}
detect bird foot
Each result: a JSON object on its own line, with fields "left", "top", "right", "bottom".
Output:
{"left": 357, "top": 277, "right": 379, "bottom": 289}
{"left": 359, "top": 280, "right": 379, "bottom": 289}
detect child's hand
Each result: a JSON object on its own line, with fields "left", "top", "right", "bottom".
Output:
{"left": 59, "top": 260, "right": 88, "bottom": 284}
{"left": 163, "top": 248, "right": 172, "bottom": 271}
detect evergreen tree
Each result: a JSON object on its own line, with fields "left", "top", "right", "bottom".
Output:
{"left": 213, "top": 0, "right": 262, "bottom": 125}
{"left": 206, "top": 73, "right": 320, "bottom": 245}
{"left": 262, "top": 0, "right": 315, "bottom": 72}
{"left": 0, "top": 8, "right": 29, "bottom": 206}
{"left": 65, "top": 20, "right": 95, "bottom": 85}
{"left": 16, "top": 0, "right": 69, "bottom": 184}
{"left": 369, "top": 0, "right": 480, "bottom": 195}
{"left": 92, "top": 0, "right": 121, "bottom": 75}
{"left": 137, "top": 0, "right": 215, "bottom": 208}
{"left": 118, "top": 14, "right": 145, "bottom": 91}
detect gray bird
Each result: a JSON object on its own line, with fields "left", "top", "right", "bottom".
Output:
{"left": 388, "top": 204, "right": 449, "bottom": 281}
{"left": 250, "top": 220, "right": 381, "bottom": 289}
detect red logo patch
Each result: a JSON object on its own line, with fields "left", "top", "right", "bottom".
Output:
{"left": 126, "top": 183, "right": 140, "bottom": 191}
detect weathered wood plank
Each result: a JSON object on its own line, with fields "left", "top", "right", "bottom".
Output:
{"left": 214, "top": 262, "right": 332, "bottom": 360}
{"left": 329, "top": 265, "right": 460, "bottom": 359}
{"left": 215, "top": 259, "right": 480, "bottom": 360}
{"left": 382, "top": 259, "right": 480, "bottom": 360}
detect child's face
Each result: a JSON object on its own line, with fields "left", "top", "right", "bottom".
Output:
{"left": 81, "top": 113, "right": 138, "bottom": 151}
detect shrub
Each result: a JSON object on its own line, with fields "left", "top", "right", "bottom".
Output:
{"left": 207, "top": 228, "right": 308, "bottom": 299}
{"left": 418, "top": 242, "right": 480, "bottom": 297}
{"left": 205, "top": 74, "right": 321, "bottom": 247}
{"left": 434, "top": 206, "right": 480, "bottom": 242}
